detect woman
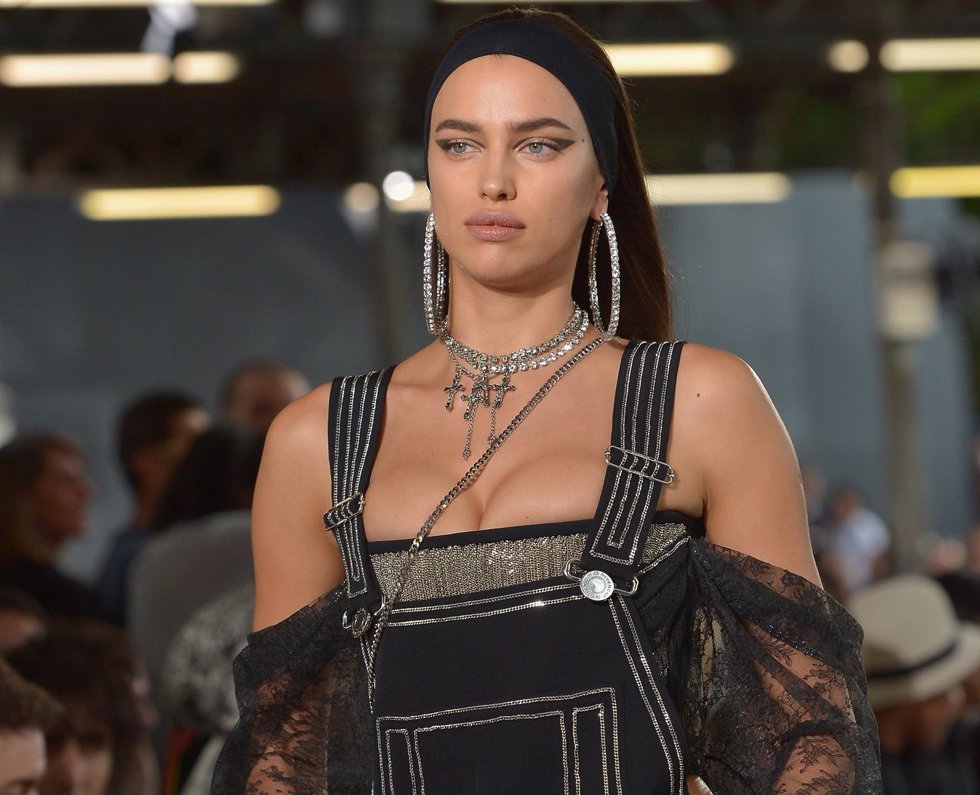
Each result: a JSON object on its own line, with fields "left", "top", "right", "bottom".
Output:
{"left": 215, "top": 9, "right": 880, "bottom": 793}
{"left": 0, "top": 433, "right": 102, "bottom": 619}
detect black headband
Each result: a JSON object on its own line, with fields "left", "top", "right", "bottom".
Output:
{"left": 424, "top": 18, "right": 619, "bottom": 195}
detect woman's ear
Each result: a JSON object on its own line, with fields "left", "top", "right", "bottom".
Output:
{"left": 590, "top": 185, "right": 609, "bottom": 220}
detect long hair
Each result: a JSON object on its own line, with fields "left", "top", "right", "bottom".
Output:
{"left": 443, "top": 9, "right": 672, "bottom": 342}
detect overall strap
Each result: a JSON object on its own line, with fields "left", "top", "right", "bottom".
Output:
{"left": 577, "top": 340, "right": 685, "bottom": 590}
{"left": 323, "top": 367, "right": 393, "bottom": 622}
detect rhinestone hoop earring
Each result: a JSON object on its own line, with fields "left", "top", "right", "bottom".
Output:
{"left": 423, "top": 213, "right": 448, "bottom": 336}
{"left": 587, "top": 211, "right": 621, "bottom": 339}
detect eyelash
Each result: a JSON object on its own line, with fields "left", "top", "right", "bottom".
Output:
{"left": 436, "top": 138, "right": 564, "bottom": 157}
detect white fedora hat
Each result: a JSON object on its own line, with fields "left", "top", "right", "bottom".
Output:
{"left": 849, "top": 574, "right": 980, "bottom": 710}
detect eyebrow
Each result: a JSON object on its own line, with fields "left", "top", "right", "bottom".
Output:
{"left": 434, "top": 117, "right": 575, "bottom": 134}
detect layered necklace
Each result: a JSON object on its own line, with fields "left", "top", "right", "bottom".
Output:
{"left": 440, "top": 305, "right": 589, "bottom": 459}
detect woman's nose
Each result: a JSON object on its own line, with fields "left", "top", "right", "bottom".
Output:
{"left": 479, "top": 151, "right": 515, "bottom": 202}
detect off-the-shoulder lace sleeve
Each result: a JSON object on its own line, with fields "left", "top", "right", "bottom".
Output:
{"left": 211, "top": 585, "right": 372, "bottom": 794}
{"left": 639, "top": 538, "right": 881, "bottom": 794}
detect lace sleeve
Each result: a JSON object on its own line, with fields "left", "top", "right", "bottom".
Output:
{"left": 211, "top": 585, "right": 373, "bottom": 795}
{"left": 640, "top": 538, "right": 881, "bottom": 794}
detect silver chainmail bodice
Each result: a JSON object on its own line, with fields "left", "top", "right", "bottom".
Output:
{"left": 369, "top": 521, "right": 689, "bottom": 604}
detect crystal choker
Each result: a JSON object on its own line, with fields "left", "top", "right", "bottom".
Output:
{"left": 440, "top": 306, "right": 589, "bottom": 459}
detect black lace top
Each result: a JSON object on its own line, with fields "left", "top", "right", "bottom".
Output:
{"left": 212, "top": 516, "right": 881, "bottom": 794}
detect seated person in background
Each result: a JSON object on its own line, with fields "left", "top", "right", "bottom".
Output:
{"left": 99, "top": 391, "right": 208, "bottom": 625}
{"left": 0, "top": 657, "right": 61, "bottom": 795}
{"left": 218, "top": 358, "right": 308, "bottom": 434}
{"left": 127, "top": 425, "right": 262, "bottom": 780}
{"left": 7, "top": 622, "right": 159, "bottom": 795}
{"left": 851, "top": 574, "right": 980, "bottom": 795}
{"left": 0, "top": 434, "right": 102, "bottom": 619}
{"left": 935, "top": 569, "right": 980, "bottom": 788}
{"left": 0, "top": 586, "right": 47, "bottom": 655}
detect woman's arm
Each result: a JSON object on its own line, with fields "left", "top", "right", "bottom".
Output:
{"left": 251, "top": 383, "right": 346, "bottom": 632}
{"left": 674, "top": 343, "right": 820, "bottom": 584}
{"left": 672, "top": 345, "right": 873, "bottom": 793}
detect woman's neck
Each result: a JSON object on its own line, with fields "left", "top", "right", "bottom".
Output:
{"left": 443, "top": 283, "right": 579, "bottom": 355}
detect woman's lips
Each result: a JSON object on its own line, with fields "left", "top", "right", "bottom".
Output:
{"left": 465, "top": 211, "right": 526, "bottom": 242}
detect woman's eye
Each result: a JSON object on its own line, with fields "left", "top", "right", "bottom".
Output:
{"left": 525, "top": 141, "right": 550, "bottom": 155}
{"left": 447, "top": 141, "right": 472, "bottom": 155}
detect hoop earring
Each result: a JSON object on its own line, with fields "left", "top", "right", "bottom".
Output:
{"left": 588, "top": 211, "right": 621, "bottom": 339}
{"left": 423, "top": 212, "right": 448, "bottom": 336}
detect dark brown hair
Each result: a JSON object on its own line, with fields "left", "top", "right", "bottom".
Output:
{"left": 445, "top": 9, "right": 672, "bottom": 342}
{"left": 0, "top": 657, "right": 62, "bottom": 733}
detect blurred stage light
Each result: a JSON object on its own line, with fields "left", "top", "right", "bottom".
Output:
{"left": 882, "top": 39, "right": 980, "bottom": 72}
{"left": 646, "top": 173, "right": 792, "bottom": 204}
{"left": 77, "top": 186, "right": 281, "bottom": 221}
{"left": 385, "top": 180, "right": 431, "bottom": 213}
{"left": 828, "top": 40, "right": 869, "bottom": 73}
{"left": 0, "top": 51, "right": 240, "bottom": 86}
{"left": 0, "top": 53, "right": 170, "bottom": 86}
{"left": 604, "top": 43, "right": 735, "bottom": 76}
{"left": 0, "top": 0, "right": 273, "bottom": 7}
{"left": 382, "top": 171, "right": 417, "bottom": 203}
{"left": 343, "top": 182, "right": 380, "bottom": 214}
{"left": 891, "top": 166, "right": 980, "bottom": 198}
{"left": 173, "top": 52, "right": 240, "bottom": 83}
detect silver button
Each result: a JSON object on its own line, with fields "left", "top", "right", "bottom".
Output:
{"left": 580, "top": 570, "right": 615, "bottom": 602}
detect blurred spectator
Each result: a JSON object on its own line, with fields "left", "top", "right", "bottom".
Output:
{"left": 967, "top": 523, "right": 980, "bottom": 575}
{"left": 160, "top": 585, "right": 254, "bottom": 795}
{"left": 936, "top": 569, "right": 980, "bottom": 784}
{"left": 127, "top": 425, "right": 261, "bottom": 771}
{"left": 99, "top": 392, "right": 208, "bottom": 626}
{"left": 851, "top": 575, "right": 980, "bottom": 794}
{"left": 0, "top": 586, "right": 47, "bottom": 655}
{"left": 818, "top": 485, "right": 891, "bottom": 595}
{"left": 0, "top": 657, "right": 61, "bottom": 795}
{"left": 7, "top": 622, "right": 160, "bottom": 795}
{"left": 219, "top": 359, "right": 308, "bottom": 434}
{"left": 0, "top": 434, "right": 102, "bottom": 619}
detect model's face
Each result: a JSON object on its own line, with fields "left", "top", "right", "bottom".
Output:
{"left": 0, "top": 729, "right": 45, "bottom": 795}
{"left": 428, "top": 54, "right": 607, "bottom": 295}
{"left": 26, "top": 450, "right": 91, "bottom": 550}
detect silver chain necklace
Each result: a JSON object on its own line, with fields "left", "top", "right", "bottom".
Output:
{"left": 362, "top": 334, "right": 606, "bottom": 700}
{"left": 440, "top": 306, "right": 589, "bottom": 459}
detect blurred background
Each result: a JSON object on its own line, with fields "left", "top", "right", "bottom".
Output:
{"left": 1, "top": 0, "right": 980, "bottom": 790}
{"left": 2, "top": 0, "right": 978, "bottom": 577}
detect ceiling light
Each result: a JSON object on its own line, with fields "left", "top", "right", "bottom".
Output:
{"left": 385, "top": 180, "right": 431, "bottom": 213}
{"left": 882, "top": 39, "right": 980, "bottom": 71}
{"left": 890, "top": 166, "right": 980, "bottom": 198}
{"left": 381, "top": 171, "right": 417, "bottom": 203}
{"left": 0, "top": 53, "right": 170, "bottom": 87}
{"left": 0, "top": 0, "right": 274, "bottom": 7}
{"left": 645, "top": 173, "right": 792, "bottom": 205}
{"left": 343, "top": 182, "right": 380, "bottom": 214}
{"left": 828, "top": 40, "right": 869, "bottom": 73}
{"left": 604, "top": 43, "right": 735, "bottom": 77}
{"left": 173, "top": 52, "right": 240, "bottom": 84}
{"left": 77, "top": 186, "right": 281, "bottom": 221}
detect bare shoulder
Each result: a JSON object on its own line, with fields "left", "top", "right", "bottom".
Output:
{"left": 672, "top": 342, "right": 820, "bottom": 585}
{"left": 252, "top": 381, "right": 345, "bottom": 632}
